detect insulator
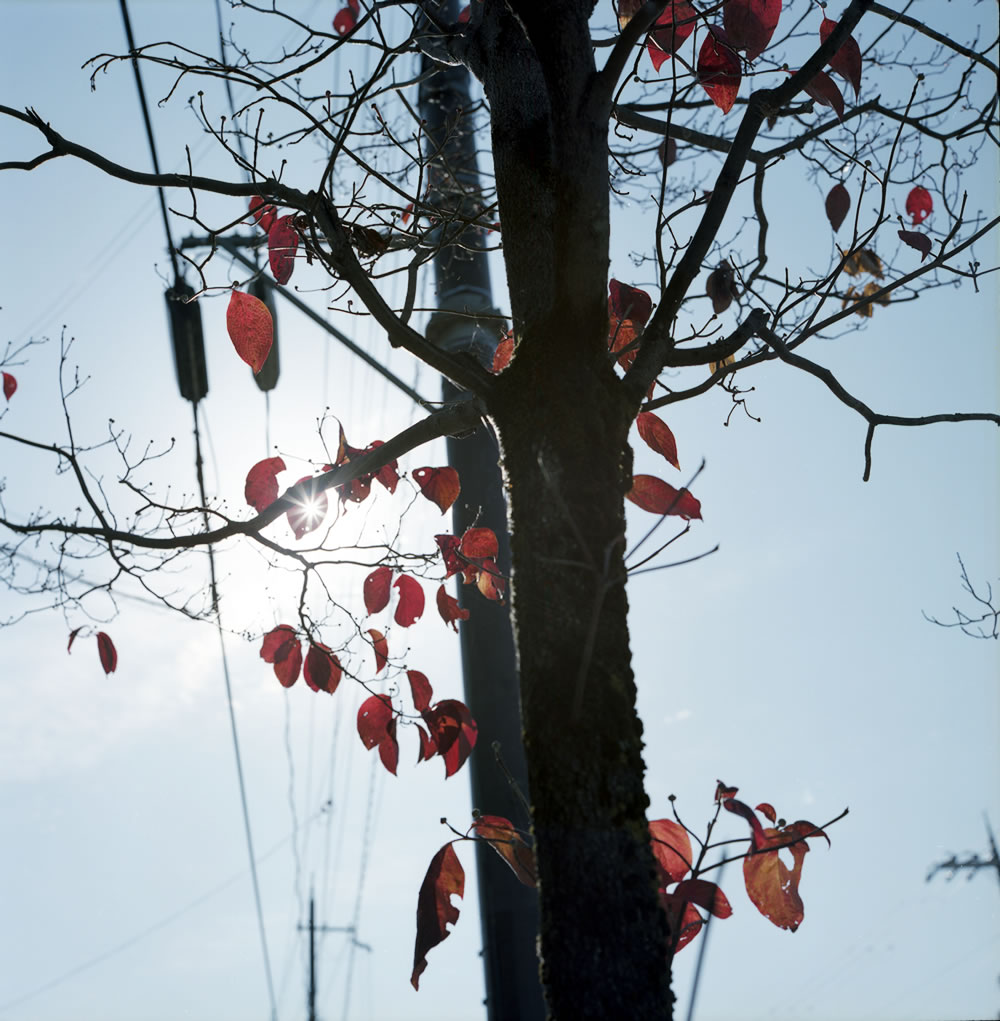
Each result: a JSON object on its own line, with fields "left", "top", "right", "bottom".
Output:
{"left": 165, "top": 281, "right": 208, "bottom": 403}
{"left": 248, "top": 276, "right": 280, "bottom": 392}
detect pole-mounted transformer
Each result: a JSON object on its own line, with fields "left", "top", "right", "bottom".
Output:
{"left": 165, "top": 280, "right": 208, "bottom": 403}
{"left": 248, "top": 276, "right": 280, "bottom": 392}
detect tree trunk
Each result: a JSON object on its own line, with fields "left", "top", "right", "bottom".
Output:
{"left": 492, "top": 350, "right": 673, "bottom": 1019}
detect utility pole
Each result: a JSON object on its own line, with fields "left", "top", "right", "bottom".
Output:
{"left": 298, "top": 888, "right": 372, "bottom": 1021}
{"left": 420, "top": 10, "right": 545, "bottom": 1019}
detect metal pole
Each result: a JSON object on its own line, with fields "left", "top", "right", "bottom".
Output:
{"left": 419, "top": 15, "right": 544, "bottom": 1020}
{"left": 308, "top": 893, "right": 316, "bottom": 1021}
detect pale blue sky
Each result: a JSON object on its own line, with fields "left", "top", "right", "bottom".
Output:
{"left": 1, "top": 3, "right": 997, "bottom": 1021}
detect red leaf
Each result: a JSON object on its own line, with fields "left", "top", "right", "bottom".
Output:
{"left": 379, "top": 719, "right": 399, "bottom": 775}
{"left": 645, "top": 1, "right": 698, "bottom": 70}
{"left": 367, "top": 628, "right": 388, "bottom": 673}
{"left": 819, "top": 15, "right": 862, "bottom": 97}
{"left": 673, "top": 878, "right": 732, "bottom": 919}
{"left": 649, "top": 819, "right": 692, "bottom": 885}
{"left": 475, "top": 559, "right": 506, "bottom": 602}
{"left": 627, "top": 475, "right": 702, "bottom": 520}
{"left": 436, "top": 584, "right": 470, "bottom": 631}
{"left": 364, "top": 565, "right": 393, "bottom": 615}
{"left": 743, "top": 821, "right": 828, "bottom": 931}
{"left": 332, "top": 1, "right": 358, "bottom": 36}
{"left": 357, "top": 693, "right": 394, "bottom": 751}
{"left": 226, "top": 290, "right": 273, "bottom": 374}
{"left": 659, "top": 890, "right": 704, "bottom": 953}
{"left": 267, "top": 215, "right": 299, "bottom": 286}
{"left": 457, "top": 4, "right": 470, "bottom": 22}
{"left": 755, "top": 802, "right": 777, "bottom": 824}
{"left": 67, "top": 627, "right": 82, "bottom": 653}
{"left": 435, "top": 534, "right": 464, "bottom": 577}
{"left": 422, "top": 699, "right": 478, "bottom": 778}
{"left": 492, "top": 331, "right": 514, "bottom": 374}
{"left": 636, "top": 412, "right": 680, "bottom": 470}
{"left": 260, "top": 624, "right": 302, "bottom": 687}
{"left": 801, "top": 68, "right": 845, "bottom": 122}
{"left": 722, "top": 796, "right": 767, "bottom": 849}
{"left": 407, "top": 669, "right": 434, "bottom": 713}
{"left": 898, "top": 228, "right": 932, "bottom": 262}
{"left": 248, "top": 197, "right": 276, "bottom": 234}
{"left": 303, "top": 642, "right": 342, "bottom": 694}
{"left": 96, "top": 631, "right": 117, "bottom": 674}
{"left": 413, "top": 466, "right": 460, "bottom": 513}
{"left": 365, "top": 440, "right": 399, "bottom": 493}
{"left": 460, "top": 527, "right": 499, "bottom": 561}
{"left": 472, "top": 815, "right": 537, "bottom": 887}
{"left": 706, "top": 259, "right": 740, "bottom": 314}
{"left": 244, "top": 456, "right": 286, "bottom": 512}
{"left": 905, "top": 186, "right": 933, "bottom": 225}
{"left": 411, "top": 843, "right": 465, "bottom": 990}
{"left": 825, "top": 183, "right": 851, "bottom": 232}
{"left": 697, "top": 27, "right": 741, "bottom": 115}
{"left": 286, "top": 475, "right": 328, "bottom": 540}
{"left": 2, "top": 372, "right": 16, "bottom": 401}
{"left": 416, "top": 724, "right": 437, "bottom": 762}
{"left": 393, "top": 575, "right": 425, "bottom": 627}
{"left": 609, "top": 279, "right": 653, "bottom": 327}
{"left": 715, "top": 781, "right": 739, "bottom": 802}
{"left": 723, "top": 0, "right": 781, "bottom": 61}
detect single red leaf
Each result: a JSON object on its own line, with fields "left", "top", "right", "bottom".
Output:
{"left": 415, "top": 723, "right": 437, "bottom": 762}
{"left": 706, "top": 259, "right": 740, "bottom": 314}
{"left": 697, "top": 27, "right": 741, "bottom": 115}
{"left": 825, "top": 183, "right": 851, "bottom": 232}
{"left": 645, "top": 1, "right": 698, "bottom": 70}
{"left": 905, "top": 186, "right": 933, "bottom": 225}
{"left": 460, "top": 527, "right": 499, "bottom": 561}
{"left": 413, "top": 466, "right": 460, "bottom": 513}
{"left": 2, "top": 372, "right": 17, "bottom": 401}
{"left": 436, "top": 584, "right": 470, "bottom": 631}
{"left": 819, "top": 15, "right": 862, "bottom": 97}
{"left": 286, "top": 475, "right": 328, "bottom": 540}
{"left": 492, "top": 330, "right": 514, "bottom": 374}
{"left": 435, "top": 534, "right": 464, "bottom": 578}
{"left": 658, "top": 890, "right": 704, "bottom": 953}
{"left": 364, "top": 440, "right": 399, "bottom": 493}
{"left": 303, "top": 642, "right": 342, "bottom": 695}
{"left": 367, "top": 628, "right": 388, "bottom": 673}
{"left": 743, "top": 821, "right": 827, "bottom": 931}
{"left": 408, "top": 669, "right": 434, "bottom": 713}
{"left": 411, "top": 843, "right": 465, "bottom": 990}
{"left": 244, "top": 456, "right": 286, "bottom": 512}
{"left": 379, "top": 718, "right": 399, "bottom": 775}
{"left": 755, "top": 802, "right": 778, "bottom": 824}
{"left": 96, "top": 631, "right": 117, "bottom": 674}
{"left": 332, "top": 0, "right": 358, "bottom": 36}
{"left": 636, "top": 412, "right": 680, "bottom": 470}
{"left": 673, "top": 878, "right": 733, "bottom": 919}
{"left": 723, "top": 0, "right": 781, "bottom": 61}
{"left": 422, "top": 699, "right": 478, "bottom": 778}
{"left": 475, "top": 559, "right": 506, "bottom": 602}
{"left": 357, "top": 693, "right": 395, "bottom": 751}
{"left": 649, "top": 819, "right": 692, "bottom": 885}
{"left": 363, "top": 565, "right": 393, "bottom": 615}
{"left": 898, "top": 228, "right": 932, "bottom": 262}
{"left": 801, "top": 68, "right": 845, "bottom": 122}
{"left": 722, "top": 796, "right": 767, "bottom": 849}
{"left": 457, "top": 4, "right": 470, "bottom": 22}
{"left": 394, "top": 575, "right": 425, "bottom": 627}
{"left": 715, "top": 781, "right": 739, "bottom": 802}
{"left": 609, "top": 279, "right": 653, "bottom": 327}
{"left": 627, "top": 475, "right": 702, "bottom": 520}
{"left": 260, "top": 625, "right": 302, "bottom": 688}
{"left": 67, "top": 627, "right": 82, "bottom": 653}
{"left": 226, "top": 290, "right": 273, "bottom": 374}
{"left": 471, "top": 815, "right": 537, "bottom": 887}
{"left": 248, "top": 197, "right": 276, "bottom": 234}
{"left": 267, "top": 215, "right": 299, "bottom": 286}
